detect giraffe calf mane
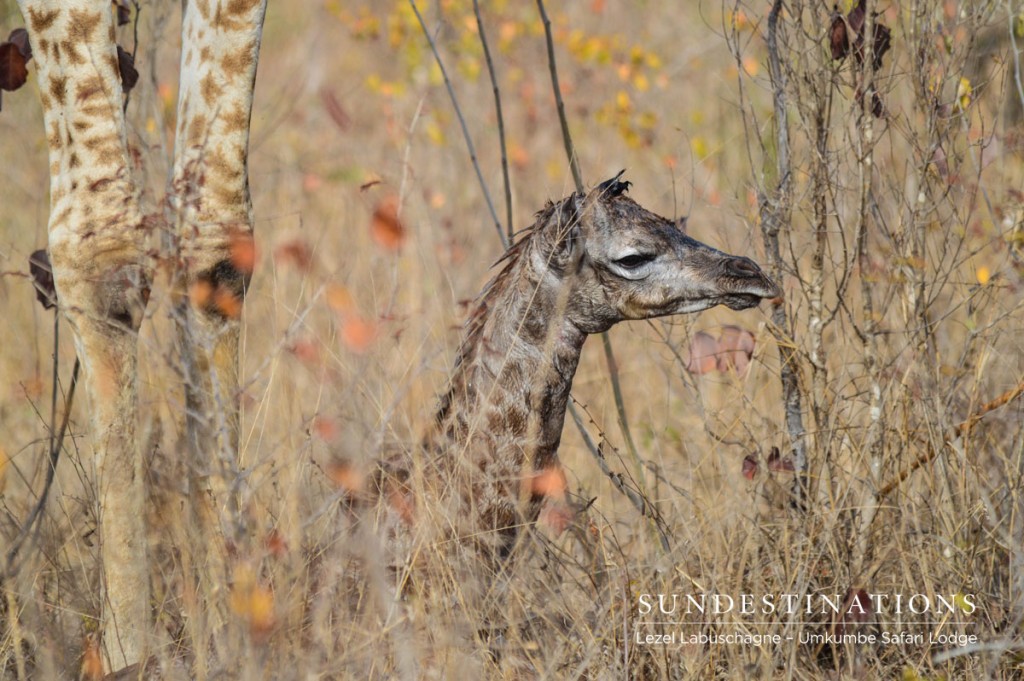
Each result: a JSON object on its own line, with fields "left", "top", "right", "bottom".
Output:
{"left": 434, "top": 192, "right": 578, "bottom": 425}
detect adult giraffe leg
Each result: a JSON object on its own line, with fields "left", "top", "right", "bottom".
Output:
{"left": 16, "top": 0, "right": 152, "bottom": 671}
{"left": 170, "top": 0, "right": 268, "bottom": 635}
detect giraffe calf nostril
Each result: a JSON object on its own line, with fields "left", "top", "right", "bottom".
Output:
{"left": 727, "top": 257, "right": 760, "bottom": 278}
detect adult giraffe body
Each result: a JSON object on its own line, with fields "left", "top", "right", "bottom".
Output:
{"left": 17, "top": 0, "right": 267, "bottom": 672}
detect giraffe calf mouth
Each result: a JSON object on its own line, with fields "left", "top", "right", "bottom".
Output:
{"left": 723, "top": 293, "right": 772, "bottom": 311}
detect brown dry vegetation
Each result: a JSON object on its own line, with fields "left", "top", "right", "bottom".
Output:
{"left": 2, "top": 0, "right": 1024, "bottom": 679}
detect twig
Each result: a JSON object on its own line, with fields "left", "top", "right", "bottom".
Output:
{"left": 568, "top": 401, "right": 671, "bottom": 552}
{"left": 473, "top": 0, "right": 514, "bottom": 243}
{"left": 878, "top": 377, "right": 1024, "bottom": 499}
{"left": 409, "top": 0, "right": 507, "bottom": 249}
{"left": 535, "top": 0, "right": 583, "bottom": 190}
{"left": 4, "top": 318, "right": 81, "bottom": 578}
{"left": 599, "top": 332, "right": 642, "bottom": 462}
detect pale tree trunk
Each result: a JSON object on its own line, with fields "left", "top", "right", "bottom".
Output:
{"left": 16, "top": 0, "right": 152, "bottom": 671}
{"left": 170, "top": 0, "right": 268, "bottom": 649}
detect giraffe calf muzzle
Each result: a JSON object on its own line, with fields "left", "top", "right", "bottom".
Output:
{"left": 725, "top": 256, "right": 762, "bottom": 279}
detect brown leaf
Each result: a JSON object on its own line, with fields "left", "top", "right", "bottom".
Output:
{"left": 116, "top": 44, "right": 138, "bottom": 94}
{"left": 685, "top": 331, "right": 719, "bottom": 375}
{"left": 8, "top": 28, "right": 31, "bottom": 61}
{"left": 831, "top": 0, "right": 891, "bottom": 73}
{"left": 829, "top": 8, "right": 849, "bottom": 60}
{"left": 742, "top": 454, "right": 759, "bottom": 480}
{"left": 870, "top": 22, "right": 891, "bottom": 70}
{"left": 113, "top": 0, "right": 132, "bottom": 26}
{"left": 273, "top": 239, "right": 314, "bottom": 271}
{"left": 767, "top": 446, "right": 796, "bottom": 473}
{"left": 29, "top": 249, "right": 57, "bottom": 310}
{"left": 0, "top": 41, "right": 29, "bottom": 92}
{"left": 846, "top": 0, "right": 866, "bottom": 37}
{"left": 716, "top": 325, "right": 756, "bottom": 374}
{"left": 834, "top": 587, "right": 873, "bottom": 637}
{"left": 320, "top": 87, "right": 351, "bottom": 132}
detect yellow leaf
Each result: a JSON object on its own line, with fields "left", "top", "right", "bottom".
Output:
{"left": 691, "top": 136, "right": 708, "bottom": 160}
{"left": 953, "top": 592, "right": 975, "bottom": 613}
{"left": 902, "top": 667, "right": 923, "bottom": 681}
{"left": 976, "top": 266, "right": 990, "bottom": 285}
{"left": 615, "top": 90, "right": 631, "bottom": 111}
{"left": 957, "top": 77, "right": 972, "bottom": 110}
{"left": 426, "top": 120, "right": 446, "bottom": 146}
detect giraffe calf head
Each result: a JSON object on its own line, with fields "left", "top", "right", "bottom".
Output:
{"left": 530, "top": 172, "right": 781, "bottom": 333}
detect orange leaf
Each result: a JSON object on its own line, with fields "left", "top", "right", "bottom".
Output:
{"left": 229, "top": 232, "right": 257, "bottom": 275}
{"left": 326, "top": 460, "right": 364, "bottom": 492}
{"left": 531, "top": 466, "right": 567, "bottom": 499}
{"left": 189, "top": 280, "right": 213, "bottom": 309}
{"left": 325, "top": 283, "right": 353, "bottom": 313}
{"left": 341, "top": 315, "right": 378, "bottom": 353}
{"left": 80, "top": 634, "right": 103, "bottom": 680}
{"left": 213, "top": 287, "right": 242, "bottom": 318}
{"left": 312, "top": 416, "right": 340, "bottom": 442}
{"left": 371, "top": 196, "right": 405, "bottom": 251}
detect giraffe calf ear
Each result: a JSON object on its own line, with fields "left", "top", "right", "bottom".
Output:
{"left": 595, "top": 169, "right": 631, "bottom": 198}
{"left": 534, "top": 196, "right": 584, "bottom": 272}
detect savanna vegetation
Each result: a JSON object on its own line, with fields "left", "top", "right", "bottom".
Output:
{"left": 2, "top": 0, "right": 1024, "bottom": 678}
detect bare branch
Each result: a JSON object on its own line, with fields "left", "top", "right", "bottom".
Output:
{"left": 535, "top": 0, "right": 583, "bottom": 191}
{"left": 409, "top": 0, "right": 507, "bottom": 249}
{"left": 472, "top": 0, "right": 514, "bottom": 244}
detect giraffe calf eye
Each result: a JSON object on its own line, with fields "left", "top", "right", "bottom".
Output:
{"left": 613, "top": 253, "right": 656, "bottom": 269}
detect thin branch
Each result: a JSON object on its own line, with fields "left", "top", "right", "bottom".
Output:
{"left": 409, "top": 0, "right": 507, "bottom": 249}
{"left": 878, "top": 377, "right": 1024, "bottom": 499}
{"left": 4, "top": 317, "right": 80, "bottom": 578}
{"left": 568, "top": 400, "right": 671, "bottom": 552}
{"left": 473, "top": 0, "right": 514, "bottom": 243}
{"left": 535, "top": 0, "right": 583, "bottom": 191}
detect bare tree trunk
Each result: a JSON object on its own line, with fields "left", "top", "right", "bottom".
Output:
{"left": 761, "top": 0, "right": 808, "bottom": 504}
{"left": 16, "top": 0, "right": 152, "bottom": 670}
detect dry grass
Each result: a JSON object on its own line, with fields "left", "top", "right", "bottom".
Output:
{"left": 2, "top": 0, "right": 1024, "bottom": 678}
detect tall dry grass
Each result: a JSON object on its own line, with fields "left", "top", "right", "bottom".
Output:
{"left": 2, "top": 0, "right": 1024, "bottom": 678}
